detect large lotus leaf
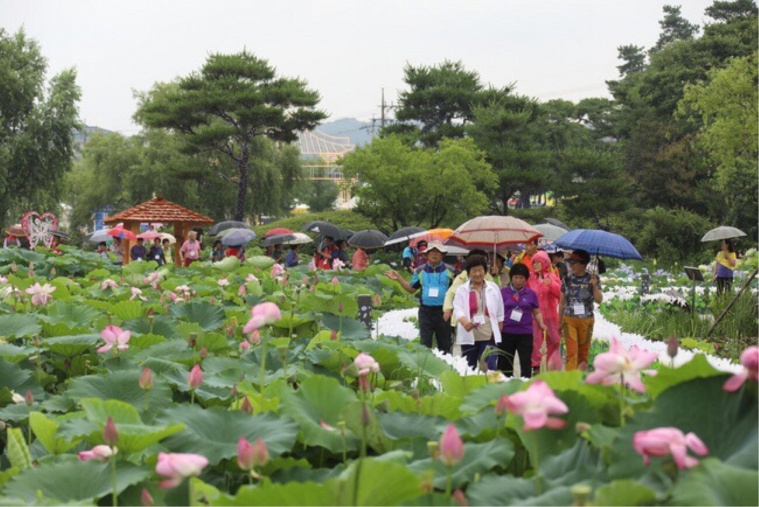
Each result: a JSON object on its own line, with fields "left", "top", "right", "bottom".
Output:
{"left": 158, "top": 405, "right": 299, "bottom": 465}
{"left": 0, "top": 343, "right": 35, "bottom": 363}
{"left": 170, "top": 300, "right": 226, "bottom": 331}
{"left": 41, "top": 334, "right": 100, "bottom": 357}
{"left": 3, "top": 459, "right": 150, "bottom": 504}
{"left": 75, "top": 398, "right": 185, "bottom": 454}
{"left": 161, "top": 367, "right": 232, "bottom": 401}
{"left": 377, "top": 412, "right": 447, "bottom": 458}
{"left": 408, "top": 438, "right": 515, "bottom": 490}
{"left": 211, "top": 481, "right": 337, "bottom": 506}
{"left": 397, "top": 348, "right": 453, "bottom": 379}
{"left": 124, "top": 315, "right": 179, "bottom": 340}
{"left": 199, "top": 357, "right": 248, "bottom": 389}
{"left": 66, "top": 370, "right": 173, "bottom": 416}
{"left": 0, "top": 314, "right": 41, "bottom": 339}
{"left": 348, "top": 341, "right": 412, "bottom": 381}
{"left": 0, "top": 358, "right": 42, "bottom": 401}
{"left": 46, "top": 278, "right": 76, "bottom": 301}
{"left": 593, "top": 479, "right": 657, "bottom": 506}
{"left": 645, "top": 353, "right": 723, "bottom": 399}
{"left": 110, "top": 300, "right": 145, "bottom": 321}
{"left": 332, "top": 458, "right": 423, "bottom": 506}
{"left": 127, "top": 332, "right": 165, "bottom": 349}
{"left": 279, "top": 374, "right": 362, "bottom": 453}
{"left": 320, "top": 314, "right": 370, "bottom": 339}
{"left": 0, "top": 247, "right": 45, "bottom": 264}
{"left": 439, "top": 369, "right": 488, "bottom": 399}
{"left": 29, "top": 411, "right": 81, "bottom": 455}
{"left": 459, "top": 381, "right": 523, "bottom": 415}
{"left": 608, "top": 375, "right": 758, "bottom": 480}
{"left": 41, "top": 321, "right": 91, "bottom": 338}
{"left": 342, "top": 402, "right": 394, "bottom": 454}
{"left": 541, "top": 370, "right": 620, "bottom": 420}
{"left": 40, "top": 301, "right": 101, "bottom": 328}
{"left": 374, "top": 390, "right": 463, "bottom": 419}
{"left": 667, "top": 458, "right": 758, "bottom": 506}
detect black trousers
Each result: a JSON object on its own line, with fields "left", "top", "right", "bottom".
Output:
{"left": 499, "top": 333, "right": 533, "bottom": 378}
{"left": 418, "top": 305, "right": 452, "bottom": 353}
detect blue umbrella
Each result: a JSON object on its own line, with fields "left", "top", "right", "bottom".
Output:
{"left": 555, "top": 229, "right": 643, "bottom": 260}
{"left": 220, "top": 228, "right": 257, "bottom": 246}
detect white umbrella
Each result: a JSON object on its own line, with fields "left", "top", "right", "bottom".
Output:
{"left": 284, "top": 232, "right": 313, "bottom": 245}
{"left": 701, "top": 226, "right": 746, "bottom": 242}
{"left": 159, "top": 233, "right": 176, "bottom": 244}
{"left": 85, "top": 229, "right": 111, "bottom": 244}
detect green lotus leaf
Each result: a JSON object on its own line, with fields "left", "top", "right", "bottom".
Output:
{"left": 645, "top": 353, "right": 723, "bottom": 399}
{"left": 279, "top": 374, "right": 362, "bottom": 453}
{"left": 0, "top": 343, "right": 35, "bottom": 363}
{"left": 0, "top": 314, "right": 41, "bottom": 339}
{"left": 170, "top": 300, "right": 226, "bottom": 331}
{"left": 212, "top": 481, "right": 337, "bottom": 506}
{"left": 41, "top": 334, "right": 100, "bottom": 357}
{"left": 320, "top": 314, "right": 370, "bottom": 339}
{"left": 109, "top": 300, "right": 145, "bottom": 321}
{"left": 0, "top": 358, "right": 42, "bottom": 401}
{"left": 29, "top": 411, "right": 81, "bottom": 455}
{"left": 159, "top": 405, "right": 299, "bottom": 465}
{"left": 332, "top": 458, "right": 423, "bottom": 506}
{"left": 41, "top": 301, "right": 101, "bottom": 328}
{"left": 66, "top": 370, "right": 173, "bottom": 416}
{"left": 668, "top": 458, "right": 758, "bottom": 506}
{"left": 41, "top": 321, "right": 91, "bottom": 337}
{"left": 3, "top": 459, "right": 150, "bottom": 504}
{"left": 123, "top": 315, "right": 179, "bottom": 340}
{"left": 593, "top": 479, "right": 657, "bottom": 506}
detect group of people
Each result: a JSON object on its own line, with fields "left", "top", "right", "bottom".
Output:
{"left": 386, "top": 239, "right": 603, "bottom": 376}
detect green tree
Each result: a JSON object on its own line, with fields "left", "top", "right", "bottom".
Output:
{"left": 679, "top": 52, "right": 758, "bottom": 240}
{"left": 340, "top": 136, "right": 495, "bottom": 231}
{"left": 616, "top": 45, "right": 647, "bottom": 77}
{"left": 296, "top": 178, "right": 340, "bottom": 213}
{"left": 651, "top": 5, "right": 700, "bottom": 53}
{"left": 134, "top": 51, "right": 326, "bottom": 221}
{"left": 0, "top": 28, "right": 81, "bottom": 225}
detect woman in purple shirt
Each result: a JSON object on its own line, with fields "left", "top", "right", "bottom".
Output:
{"left": 500, "top": 262, "right": 546, "bottom": 378}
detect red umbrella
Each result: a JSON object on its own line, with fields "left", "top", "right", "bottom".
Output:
{"left": 264, "top": 227, "right": 295, "bottom": 237}
{"left": 107, "top": 224, "right": 137, "bottom": 241}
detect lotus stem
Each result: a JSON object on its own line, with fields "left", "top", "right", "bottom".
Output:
{"left": 259, "top": 343, "right": 268, "bottom": 395}
{"left": 445, "top": 464, "right": 453, "bottom": 497}
{"left": 111, "top": 453, "right": 118, "bottom": 507}
{"left": 619, "top": 375, "right": 626, "bottom": 427}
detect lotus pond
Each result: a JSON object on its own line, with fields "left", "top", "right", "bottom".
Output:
{"left": 0, "top": 246, "right": 755, "bottom": 506}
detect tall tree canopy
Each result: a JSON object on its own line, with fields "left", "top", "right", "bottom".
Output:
{"left": 134, "top": 51, "right": 326, "bottom": 221}
{"left": 0, "top": 28, "right": 80, "bottom": 225}
{"left": 340, "top": 136, "right": 496, "bottom": 231}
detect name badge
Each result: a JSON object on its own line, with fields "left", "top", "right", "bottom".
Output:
{"left": 573, "top": 303, "right": 585, "bottom": 315}
{"left": 427, "top": 287, "right": 439, "bottom": 298}
{"left": 510, "top": 308, "right": 523, "bottom": 322}
{"left": 473, "top": 314, "right": 486, "bottom": 325}
{"left": 155, "top": 255, "right": 161, "bottom": 260}
{"left": 189, "top": 251, "right": 197, "bottom": 259}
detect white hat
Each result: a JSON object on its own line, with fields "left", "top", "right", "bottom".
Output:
{"left": 424, "top": 241, "right": 447, "bottom": 254}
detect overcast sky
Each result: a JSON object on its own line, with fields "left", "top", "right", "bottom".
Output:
{"left": 4, "top": 0, "right": 715, "bottom": 135}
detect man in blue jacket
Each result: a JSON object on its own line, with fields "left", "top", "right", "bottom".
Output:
{"left": 386, "top": 241, "right": 454, "bottom": 353}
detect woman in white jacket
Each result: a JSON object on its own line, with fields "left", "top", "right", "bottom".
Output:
{"left": 453, "top": 255, "right": 504, "bottom": 370}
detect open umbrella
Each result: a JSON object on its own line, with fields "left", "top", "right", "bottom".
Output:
{"left": 137, "top": 230, "right": 163, "bottom": 241}
{"left": 159, "top": 233, "right": 176, "bottom": 245}
{"left": 283, "top": 232, "right": 313, "bottom": 245}
{"left": 409, "top": 228, "right": 455, "bottom": 247}
{"left": 264, "top": 227, "right": 295, "bottom": 237}
{"left": 302, "top": 221, "right": 349, "bottom": 240}
{"left": 544, "top": 218, "right": 570, "bottom": 230}
{"left": 5, "top": 224, "right": 26, "bottom": 237}
{"left": 261, "top": 233, "right": 296, "bottom": 247}
{"left": 384, "top": 226, "right": 427, "bottom": 246}
{"left": 208, "top": 221, "right": 249, "bottom": 236}
{"left": 701, "top": 226, "right": 747, "bottom": 243}
{"left": 51, "top": 230, "right": 70, "bottom": 241}
{"left": 447, "top": 216, "right": 541, "bottom": 250}
{"left": 348, "top": 229, "right": 389, "bottom": 250}
{"left": 533, "top": 223, "right": 568, "bottom": 242}
{"left": 220, "top": 228, "right": 257, "bottom": 246}
{"left": 555, "top": 229, "right": 642, "bottom": 260}
{"left": 107, "top": 224, "right": 137, "bottom": 241}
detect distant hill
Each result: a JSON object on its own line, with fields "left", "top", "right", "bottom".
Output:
{"left": 315, "top": 118, "right": 374, "bottom": 147}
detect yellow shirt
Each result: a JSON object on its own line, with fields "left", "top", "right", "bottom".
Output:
{"left": 716, "top": 251, "right": 736, "bottom": 269}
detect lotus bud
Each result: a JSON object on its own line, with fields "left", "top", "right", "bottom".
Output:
{"left": 240, "top": 340, "right": 250, "bottom": 352}
{"left": 667, "top": 337, "right": 679, "bottom": 359}
{"left": 200, "top": 346, "right": 208, "bottom": 359}
{"left": 330, "top": 329, "right": 338, "bottom": 341}
{"left": 50, "top": 267, "right": 56, "bottom": 276}
{"left": 571, "top": 484, "right": 592, "bottom": 507}
{"left": 337, "top": 301, "right": 344, "bottom": 313}
{"left": 188, "top": 364, "right": 203, "bottom": 389}
{"left": 141, "top": 488, "right": 154, "bottom": 507}
{"left": 250, "top": 438, "right": 269, "bottom": 469}
{"left": 237, "top": 436, "right": 256, "bottom": 471}
{"left": 188, "top": 333, "right": 198, "bottom": 348}
{"left": 575, "top": 422, "right": 591, "bottom": 434}
{"left": 238, "top": 284, "right": 246, "bottom": 296}
{"left": 209, "top": 296, "right": 216, "bottom": 305}
{"left": 230, "top": 384, "right": 238, "bottom": 397}
{"left": 373, "top": 293, "right": 381, "bottom": 307}
{"left": 248, "top": 330, "right": 261, "bottom": 344}
{"left": 453, "top": 489, "right": 468, "bottom": 507}
{"left": 139, "top": 368, "right": 154, "bottom": 390}
{"left": 24, "top": 390, "right": 34, "bottom": 406}
{"left": 439, "top": 424, "right": 464, "bottom": 466}
{"left": 331, "top": 277, "right": 339, "bottom": 285}
{"left": 104, "top": 416, "right": 119, "bottom": 446}
{"left": 28, "top": 271, "right": 34, "bottom": 278}
{"left": 11, "top": 263, "right": 17, "bottom": 272}
{"left": 241, "top": 396, "right": 253, "bottom": 414}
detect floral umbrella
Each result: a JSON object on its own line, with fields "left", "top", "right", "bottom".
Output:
{"left": 446, "top": 216, "right": 541, "bottom": 250}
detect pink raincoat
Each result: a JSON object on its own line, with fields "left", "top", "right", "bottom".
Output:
{"left": 527, "top": 250, "right": 562, "bottom": 369}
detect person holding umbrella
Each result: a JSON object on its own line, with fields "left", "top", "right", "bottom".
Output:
{"left": 713, "top": 239, "right": 737, "bottom": 294}
{"left": 111, "top": 237, "right": 124, "bottom": 265}
{"left": 386, "top": 242, "right": 454, "bottom": 353}
{"left": 559, "top": 249, "right": 603, "bottom": 371}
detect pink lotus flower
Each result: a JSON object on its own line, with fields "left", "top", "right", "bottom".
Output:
{"left": 217, "top": 278, "right": 230, "bottom": 287}
{"left": 130, "top": 287, "right": 148, "bottom": 301}
{"left": 240, "top": 396, "right": 253, "bottom": 414}
{"left": 240, "top": 340, "right": 250, "bottom": 352}
{"left": 354, "top": 353, "right": 380, "bottom": 376}
{"left": 97, "top": 325, "right": 131, "bottom": 353}
{"left": 237, "top": 436, "right": 269, "bottom": 471}
{"left": 141, "top": 488, "right": 154, "bottom": 507}
{"left": 238, "top": 284, "right": 246, "bottom": 296}
{"left": 101, "top": 279, "right": 118, "bottom": 290}
{"left": 320, "top": 420, "right": 338, "bottom": 431}
{"left": 498, "top": 380, "right": 569, "bottom": 431}
{"left": 271, "top": 264, "right": 285, "bottom": 277}
{"left": 0, "top": 276, "right": 7, "bottom": 283}
{"left": 167, "top": 291, "right": 179, "bottom": 302}
{"left": 155, "top": 452, "right": 209, "bottom": 488}
{"left": 308, "top": 259, "right": 317, "bottom": 271}
{"left": 331, "top": 276, "right": 340, "bottom": 285}
{"left": 188, "top": 364, "right": 203, "bottom": 389}
{"left": 246, "top": 274, "right": 258, "bottom": 283}
{"left": 25, "top": 282, "right": 55, "bottom": 306}
{"left": 332, "top": 259, "right": 345, "bottom": 271}
{"left": 243, "top": 302, "right": 282, "bottom": 333}
{"left": 78, "top": 444, "right": 116, "bottom": 462}
{"left": 723, "top": 346, "right": 759, "bottom": 392}
{"left": 439, "top": 424, "right": 465, "bottom": 466}
{"left": 586, "top": 337, "right": 658, "bottom": 393}
{"left": 633, "top": 427, "right": 709, "bottom": 469}
{"left": 248, "top": 330, "right": 261, "bottom": 344}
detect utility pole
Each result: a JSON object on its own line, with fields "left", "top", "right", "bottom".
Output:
{"left": 380, "top": 88, "right": 385, "bottom": 130}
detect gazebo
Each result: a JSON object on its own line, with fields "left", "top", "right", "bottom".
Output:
{"left": 104, "top": 197, "right": 214, "bottom": 265}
